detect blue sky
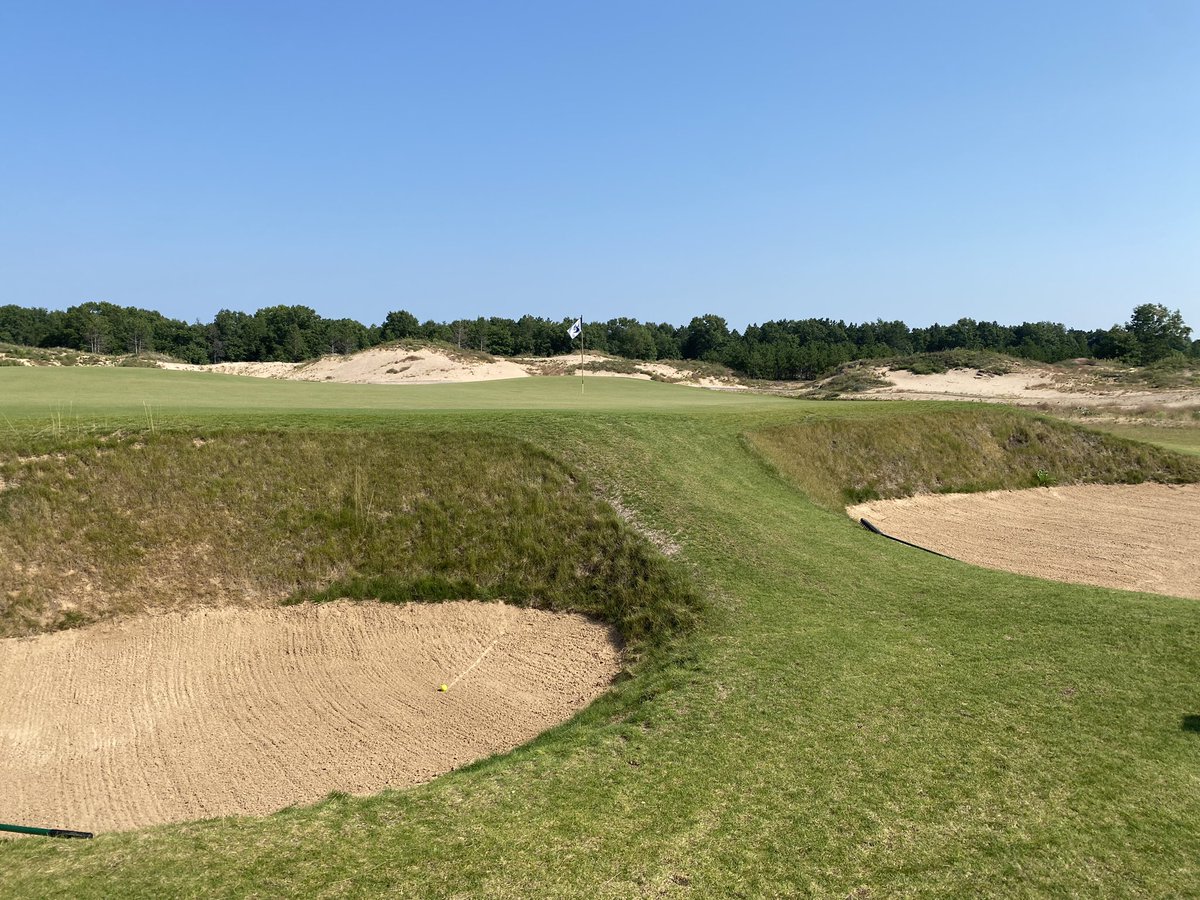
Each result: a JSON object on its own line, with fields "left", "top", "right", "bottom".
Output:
{"left": 1, "top": 1, "right": 1196, "bottom": 331}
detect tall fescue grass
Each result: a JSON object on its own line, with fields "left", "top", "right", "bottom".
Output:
{"left": 0, "top": 430, "right": 700, "bottom": 655}
{"left": 884, "top": 349, "right": 1016, "bottom": 375}
{"left": 749, "top": 407, "right": 1200, "bottom": 507}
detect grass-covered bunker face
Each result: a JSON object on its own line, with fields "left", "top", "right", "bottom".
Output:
{"left": 750, "top": 406, "right": 1200, "bottom": 601}
{"left": 0, "top": 430, "right": 701, "bottom": 653}
{"left": 750, "top": 407, "right": 1200, "bottom": 509}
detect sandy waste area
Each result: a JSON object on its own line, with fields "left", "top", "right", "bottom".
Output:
{"left": 156, "top": 347, "right": 742, "bottom": 389}
{"left": 859, "top": 366, "right": 1200, "bottom": 410}
{"left": 162, "top": 347, "right": 531, "bottom": 384}
{"left": 849, "top": 483, "right": 1200, "bottom": 600}
{"left": 0, "top": 600, "right": 619, "bottom": 833}
{"left": 522, "top": 353, "right": 741, "bottom": 389}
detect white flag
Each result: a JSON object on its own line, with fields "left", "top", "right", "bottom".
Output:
{"left": 567, "top": 317, "right": 582, "bottom": 339}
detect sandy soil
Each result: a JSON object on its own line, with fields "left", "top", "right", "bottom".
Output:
{"left": 162, "top": 347, "right": 531, "bottom": 384}
{"left": 205, "top": 360, "right": 298, "bottom": 378}
{"left": 522, "top": 352, "right": 652, "bottom": 380}
{"left": 0, "top": 600, "right": 619, "bottom": 833}
{"left": 871, "top": 367, "right": 1068, "bottom": 401}
{"left": 521, "top": 353, "right": 742, "bottom": 389}
{"left": 1, "top": 342, "right": 723, "bottom": 391}
{"left": 861, "top": 366, "right": 1200, "bottom": 410}
{"left": 158, "top": 347, "right": 745, "bottom": 389}
{"left": 848, "top": 483, "right": 1200, "bottom": 600}
{"left": 638, "top": 362, "right": 740, "bottom": 389}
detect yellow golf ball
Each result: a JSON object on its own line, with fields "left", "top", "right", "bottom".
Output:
{"left": 438, "top": 684, "right": 448, "bottom": 692}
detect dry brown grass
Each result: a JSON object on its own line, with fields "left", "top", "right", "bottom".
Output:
{"left": 748, "top": 407, "right": 1200, "bottom": 508}
{"left": 0, "top": 430, "right": 701, "bottom": 647}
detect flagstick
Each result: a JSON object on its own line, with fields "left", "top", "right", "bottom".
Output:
{"left": 580, "top": 313, "right": 585, "bottom": 395}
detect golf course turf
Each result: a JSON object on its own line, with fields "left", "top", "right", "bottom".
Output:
{"left": 2, "top": 370, "right": 1199, "bottom": 897}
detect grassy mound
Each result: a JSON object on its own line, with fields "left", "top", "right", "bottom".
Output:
{"left": 0, "top": 430, "right": 700, "bottom": 655}
{"left": 884, "top": 349, "right": 1017, "bottom": 375}
{"left": 805, "top": 361, "right": 894, "bottom": 397}
{"left": 749, "top": 407, "right": 1200, "bottom": 507}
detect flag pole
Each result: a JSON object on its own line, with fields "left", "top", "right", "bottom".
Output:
{"left": 580, "top": 313, "right": 585, "bottom": 395}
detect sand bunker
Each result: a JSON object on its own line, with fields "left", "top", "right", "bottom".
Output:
{"left": 158, "top": 347, "right": 743, "bottom": 388}
{"left": 848, "top": 483, "right": 1200, "bottom": 600}
{"left": 0, "top": 601, "right": 619, "bottom": 833}
{"left": 162, "top": 347, "right": 530, "bottom": 384}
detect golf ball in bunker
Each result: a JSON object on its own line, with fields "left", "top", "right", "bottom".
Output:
{"left": 438, "top": 684, "right": 448, "bottom": 692}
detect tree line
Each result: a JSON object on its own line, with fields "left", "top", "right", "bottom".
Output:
{"left": 0, "top": 301, "right": 1194, "bottom": 379}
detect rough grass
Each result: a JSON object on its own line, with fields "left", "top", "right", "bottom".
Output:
{"left": 0, "top": 430, "right": 699, "bottom": 657}
{"left": 4, "top": 374, "right": 1200, "bottom": 896}
{"left": 1109, "top": 357, "right": 1200, "bottom": 390}
{"left": 0, "top": 342, "right": 154, "bottom": 368}
{"left": 748, "top": 406, "right": 1200, "bottom": 507}
{"left": 582, "top": 357, "right": 643, "bottom": 375}
{"left": 885, "top": 349, "right": 1017, "bottom": 375}
{"left": 805, "top": 361, "right": 893, "bottom": 398}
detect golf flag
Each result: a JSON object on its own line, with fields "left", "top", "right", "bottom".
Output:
{"left": 567, "top": 317, "right": 582, "bottom": 339}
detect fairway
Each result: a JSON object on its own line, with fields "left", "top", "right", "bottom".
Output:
{"left": 3, "top": 369, "right": 1200, "bottom": 897}
{"left": 1085, "top": 422, "right": 1200, "bottom": 458}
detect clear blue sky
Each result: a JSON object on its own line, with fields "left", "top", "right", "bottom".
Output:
{"left": 2, "top": 1, "right": 1196, "bottom": 331}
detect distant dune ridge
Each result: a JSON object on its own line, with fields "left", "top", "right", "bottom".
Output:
{"left": 158, "top": 345, "right": 744, "bottom": 388}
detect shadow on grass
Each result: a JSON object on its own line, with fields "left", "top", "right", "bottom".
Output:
{"left": 1181, "top": 715, "right": 1200, "bottom": 733}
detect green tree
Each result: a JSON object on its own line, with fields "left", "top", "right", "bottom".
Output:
{"left": 0, "top": 305, "right": 52, "bottom": 346}
{"left": 1126, "top": 303, "right": 1192, "bottom": 364}
{"left": 380, "top": 309, "right": 419, "bottom": 341}
{"left": 681, "top": 314, "right": 730, "bottom": 360}
{"left": 255, "top": 305, "right": 321, "bottom": 360}
{"left": 1088, "top": 326, "right": 1136, "bottom": 360}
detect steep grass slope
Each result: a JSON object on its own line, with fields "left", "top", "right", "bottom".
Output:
{"left": 750, "top": 407, "right": 1200, "bottom": 507}
{"left": 3, "top": 374, "right": 1200, "bottom": 896}
{"left": 0, "top": 430, "right": 697, "bottom": 657}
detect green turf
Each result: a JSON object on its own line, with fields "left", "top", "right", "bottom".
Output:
{"left": 751, "top": 409, "right": 1200, "bottom": 507}
{"left": 2, "top": 371, "right": 1199, "bottom": 897}
{"left": 0, "top": 367, "right": 783, "bottom": 422}
{"left": 1083, "top": 422, "right": 1200, "bottom": 457}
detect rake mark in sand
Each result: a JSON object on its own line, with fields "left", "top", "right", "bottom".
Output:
{"left": 849, "top": 483, "right": 1200, "bottom": 600}
{"left": 0, "top": 600, "right": 620, "bottom": 833}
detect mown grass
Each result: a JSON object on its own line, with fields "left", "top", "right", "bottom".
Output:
{"left": 1084, "top": 422, "right": 1200, "bottom": 458}
{"left": 0, "top": 366, "right": 777, "bottom": 423}
{"left": 749, "top": 407, "right": 1200, "bottom": 507}
{"left": 3, "top": 371, "right": 1200, "bottom": 897}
